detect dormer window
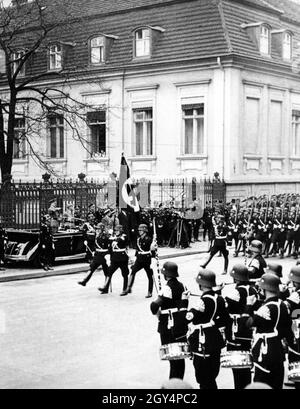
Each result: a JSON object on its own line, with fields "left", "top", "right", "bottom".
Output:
{"left": 135, "top": 28, "right": 151, "bottom": 58}
{"left": 49, "top": 44, "right": 62, "bottom": 70}
{"left": 283, "top": 32, "right": 292, "bottom": 60}
{"left": 260, "top": 25, "right": 270, "bottom": 54}
{"left": 90, "top": 36, "right": 105, "bottom": 64}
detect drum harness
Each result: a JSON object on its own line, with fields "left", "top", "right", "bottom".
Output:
{"left": 187, "top": 294, "right": 218, "bottom": 358}
{"left": 160, "top": 286, "right": 188, "bottom": 330}
{"left": 252, "top": 300, "right": 281, "bottom": 366}
{"left": 229, "top": 285, "right": 252, "bottom": 343}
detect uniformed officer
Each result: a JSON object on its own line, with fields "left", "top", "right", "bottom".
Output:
{"left": 78, "top": 223, "right": 110, "bottom": 287}
{"left": 99, "top": 225, "right": 129, "bottom": 296}
{"left": 150, "top": 262, "right": 188, "bottom": 380}
{"left": 186, "top": 268, "right": 230, "bottom": 389}
{"left": 201, "top": 215, "right": 229, "bottom": 275}
{"left": 247, "top": 240, "right": 267, "bottom": 280}
{"left": 0, "top": 222, "right": 7, "bottom": 271}
{"left": 285, "top": 266, "right": 300, "bottom": 389}
{"left": 246, "top": 273, "right": 294, "bottom": 389}
{"left": 122, "top": 224, "right": 155, "bottom": 298}
{"left": 223, "top": 264, "right": 258, "bottom": 389}
{"left": 81, "top": 213, "right": 96, "bottom": 263}
{"left": 39, "top": 214, "right": 55, "bottom": 271}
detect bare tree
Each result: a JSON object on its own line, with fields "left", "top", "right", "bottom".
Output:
{"left": 0, "top": 0, "right": 103, "bottom": 182}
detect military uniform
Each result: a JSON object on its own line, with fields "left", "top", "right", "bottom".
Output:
{"left": 224, "top": 264, "right": 258, "bottom": 389}
{"left": 78, "top": 224, "right": 110, "bottom": 287}
{"left": 123, "top": 225, "right": 154, "bottom": 297}
{"left": 150, "top": 262, "right": 188, "bottom": 380}
{"left": 39, "top": 217, "right": 55, "bottom": 270}
{"left": 285, "top": 267, "right": 300, "bottom": 388}
{"left": 81, "top": 217, "right": 96, "bottom": 262}
{"left": 246, "top": 274, "right": 294, "bottom": 389}
{"left": 99, "top": 226, "right": 129, "bottom": 295}
{"left": 247, "top": 240, "right": 267, "bottom": 280}
{"left": 186, "top": 269, "right": 230, "bottom": 389}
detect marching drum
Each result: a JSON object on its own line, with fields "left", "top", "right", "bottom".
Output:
{"left": 159, "top": 343, "right": 192, "bottom": 361}
{"left": 221, "top": 351, "right": 253, "bottom": 369}
{"left": 288, "top": 362, "right": 300, "bottom": 383}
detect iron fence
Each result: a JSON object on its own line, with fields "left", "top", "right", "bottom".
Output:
{"left": 0, "top": 176, "right": 226, "bottom": 229}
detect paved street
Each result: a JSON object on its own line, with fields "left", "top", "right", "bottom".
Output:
{"left": 0, "top": 249, "right": 296, "bottom": 389}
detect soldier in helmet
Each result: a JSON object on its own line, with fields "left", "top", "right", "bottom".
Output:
{"left": 223, "top": 264, "right": 258, "bottom": 389}
{"left": 285, "top": 266, "right": 300, "bottom": 389}
{"left": 122, "top": 224, "right": 156, "bottom": 298}
{"left": 247, "top": 240, "right": 267, "bottom": 280}
{"left": 99, "top": 224, "right": 129, "bottom": 295}
{"left": 78, "top": 223, "right": 110, "bottom": 287}
{"left": 245, "top": 273, "right": 294, "bottom": 389}
{"left": 265, "top": 263, "right": 289, "bottom": 301}
{"left": 185, "top": 268, "right": 230, "bottom": 389}
{"left": 150, "top": 262, "right": 189, "bottom": 380}
{"left": 200, "top": 215, "right": 229, "bottom": 275}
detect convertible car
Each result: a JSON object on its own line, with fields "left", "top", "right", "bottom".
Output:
{"left": 4, "top": 228, "right": 87, "bottom": 266}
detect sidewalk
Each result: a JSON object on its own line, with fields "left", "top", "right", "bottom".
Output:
{"left": 0, "top": 241, "right": 209, "bottom": 283}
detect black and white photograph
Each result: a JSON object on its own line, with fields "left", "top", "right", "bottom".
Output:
{"left": 1, "top": 0, "right": 300, "bottom": 395}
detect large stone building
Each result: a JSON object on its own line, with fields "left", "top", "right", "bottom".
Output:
{"left": 4, "top": 0, "right": 300, "bottom": 199}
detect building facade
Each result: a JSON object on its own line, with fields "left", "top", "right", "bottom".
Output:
{"left": 3, "top": 0, "right": 300, "bottom": 200}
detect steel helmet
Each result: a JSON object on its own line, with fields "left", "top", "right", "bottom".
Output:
{"left": 230, "top": 264, "right": 249, "bottom": 282}
{"left": 161, "top": 262, "right": 179, "bottom": 278}
{"left": 196, "top": 268, "right": 216, "bottom": 288}
{"left": 249, "top": 240, "right": 263, "bottom": 254}
{"left": 289, "top": 266, "right": 300, "bottom": 284}
{"left": 266, "top": 263, "right": 283, "bottom": 278}
{"left": 258, "top": 273, "right": 280, "bottom": 293}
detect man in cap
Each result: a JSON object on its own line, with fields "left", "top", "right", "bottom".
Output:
{"left": 223, "top": 264, "right": 258, "bottom": 389}
{"left": 245, "top": 273, "right": 294, "bottom": 389}
{"left": 186, "top": 268, "right": 230, "bottom": 389}
{"left": 150, "top": 261, "right": 188, "bottom": 380}
{"left": 247, "top": 240, "right": 267, "bottom": 280}
{"left": 200, "top": 215, "right": 229, "bottom": 275}
{"left": 99, "top": 225, "right": 129, "bottom": 296}
{"left": 122, "top": 224, "right": 155, "bottom": 298}
{"left": 78, "top": 223, "right": 110, "bottom": 287}
{"left": 285, "top": 266, "right": 300, "bottom": 389}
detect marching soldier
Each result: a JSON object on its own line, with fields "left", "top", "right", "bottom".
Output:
{"left": 223, "top": 264, "right": 258, "bottom": 389}
{"left": 78, "top": 223, "right": 110, "bottom": 287}
{"left": 99, "top": 225, "right": 129, "bottom": 296}
{"left": 122, "top": 224, "right": 155, "bottom": 298}
{"left": 81, "top": 213, "right": 96, "bottom": 263}
{"left": 285, "top": 266, "right": 300, "bottom": 389}
{"left": 150, "top": 262, "right": 188, "bottom": 380}
{"left": 245, "top": 273, "right": 294, "bottom": 389}
{"left": 247, "top": 240, "right": 267, "bottom": 280}
{"left": 0, "top": 221, "right": 7, "bottom": 271}
{"left": 186, "top": 268, "right": 230, "bottom": 389}
{"left": 201, "top": 215, "right": 229, "bottom": 275}
{"left": 39, "top": 214, "right": 55, "bottom": 271}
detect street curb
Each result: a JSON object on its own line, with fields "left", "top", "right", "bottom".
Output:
{"left": 0, "top": 248, "right": 207, "bottom": 283}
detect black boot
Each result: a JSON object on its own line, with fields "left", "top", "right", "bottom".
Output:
{"left": 99, "top": 276, "right": 111, "bottom": 294}
{"left": 120, "top": 276, "right": 129, "bottom": 296}
{"left": 145, "top": 277, "right": 153, "bottom": 298}
{"left": 121, "top": 274, "right": 135, "bottom": 296}
{"left": 78, "top": 270, "right": 93, "bottom": 287}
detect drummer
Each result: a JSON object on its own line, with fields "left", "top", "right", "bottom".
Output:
{"left": 223, "top": 264, "right": 258, "bottom": 389}
{"left": 245, "top": 273, "right": 294, "bottom": 389}
{"left": 285, "top": 266, "right": 300, "bottom": 389}
{"left": 185, "top": 268, "right": 231, "bottom": 389}
{"left": 150, "top": 262, "right": 188, "bottom": 380}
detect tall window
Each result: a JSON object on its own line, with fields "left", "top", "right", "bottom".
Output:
{"left": 260, "top": 25, "right": 269, "bottom": 54}
{"left": 87, "top": 111, "right": 106, "bottom": 157}
{"left": 13, "top": 118, "right": 26, "bottom": 159}
{"left": 135, "top": 29, "right": 150, "bottom": 57}
{"left": 292, "top": 110, "right": 300, "bottom": 156}
{"left": 244, "top": 97, "right": 260, "bottom": 154}
{"left": 283, "top": 32, "right": 292, "bottom": 60}
{"left": 48, "top": 114, "right": 64, "bottom": 158}
{"left": 182, "top": 104, "right": 204, "bottom": 155}
{"left": 49, "top": 44, "right": 62, "bottom": 70}
{"left": 90, "top": 36, "right": 105, "bottom": 64}
{"left": 269, "top": 101, "right": 282, "bottom": 156}
{"left": 12, "top": 51, "right": 25, "bottom": 76}
{"left": 133, "top": 108, "right": 153, "bottom": 156}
